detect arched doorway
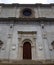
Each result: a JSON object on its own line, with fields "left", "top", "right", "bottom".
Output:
{"left": 23, "top": 42, "right": 31, "bottom": 59}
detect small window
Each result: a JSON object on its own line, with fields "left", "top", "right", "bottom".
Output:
{"left": 0, "top": 40, "right": 3, "bottom": 48}
{"left": 23, "top": 8, "right": 32, "bottom": 16}
{"left": 20, "top": 8, "right": 35, "bottom": 18}
{"left": 51, "top": 41, "right": 54, "bottom": 49}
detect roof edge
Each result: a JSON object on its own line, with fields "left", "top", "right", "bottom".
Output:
{"left": 0, "top": 3, "right": 54, "bottom": 7}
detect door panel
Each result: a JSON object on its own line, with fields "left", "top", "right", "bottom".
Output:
{"left": 23, "top": 42, "right": 31, "bottom": 59}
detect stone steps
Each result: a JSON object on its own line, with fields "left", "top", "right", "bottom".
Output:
{"left": 0, "top": 60, "right": 54, "bottom": 65}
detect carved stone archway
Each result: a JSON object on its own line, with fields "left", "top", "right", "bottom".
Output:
{"left": 18, "top": 31, "right": 37, "bottom": 60}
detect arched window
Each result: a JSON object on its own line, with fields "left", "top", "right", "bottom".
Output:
{"left": 51, "top": 41, "right": 54, "bottom": 49}
{"left": 0, "top": 40, "right": 3, "bottom": 48}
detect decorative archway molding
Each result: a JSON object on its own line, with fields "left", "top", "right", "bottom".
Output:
{"left": 19, "top": 38, "right": 35, "bottom": 47}
{"left": 22, "top": 39, "right": 32, "bottom": 45}
{"left": 18, "top": 31, "right": 37, "bottom": 60}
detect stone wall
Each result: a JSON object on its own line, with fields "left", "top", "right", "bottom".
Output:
{"left": 0, "top": 21, "right": 54, "bottom": 60}
{"left": 0, "top": 5, "right": 54, "bottom": 18}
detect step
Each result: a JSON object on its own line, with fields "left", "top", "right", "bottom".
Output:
{"left": 0, "top": 60, "right": 54, "bottom": 65}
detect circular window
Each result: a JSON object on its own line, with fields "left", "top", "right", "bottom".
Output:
{"left": 23, "top": 8, "right": 32, "bottom": 16}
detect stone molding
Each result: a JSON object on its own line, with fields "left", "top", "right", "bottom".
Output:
{"left": 0, "top": 3, "right": 54, "bottom": 8}
{"left": 18, "top": 31, "right": 37, "bottom": 60}
{"left": 18, "top": 31, "right": 36, "bottom": 47}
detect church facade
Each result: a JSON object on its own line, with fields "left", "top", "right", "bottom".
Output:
{"left": 0, "top": 3, "right": 54, "bottom": 64}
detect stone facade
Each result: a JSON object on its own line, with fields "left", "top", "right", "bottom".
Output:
{"left": 0, "top": 4, "right": 54, "bottom": 64}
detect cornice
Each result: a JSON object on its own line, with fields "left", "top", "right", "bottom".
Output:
{"left": 0, "top": 3, "right": 54, "bottom": 8}
{"left": 0, "top": 17, "right": 54, "bottom": 22}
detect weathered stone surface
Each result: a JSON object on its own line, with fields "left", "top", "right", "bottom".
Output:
{"left": 0, "top": 4, "right": 54, "bottom": 62}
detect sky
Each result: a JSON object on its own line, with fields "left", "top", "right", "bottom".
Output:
{"left": 0, "top": 0, "right": 54, "bottom": 4}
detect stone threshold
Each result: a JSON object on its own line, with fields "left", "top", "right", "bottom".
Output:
{"left": 0, "top": 59, "right": 54, "bottom": 65}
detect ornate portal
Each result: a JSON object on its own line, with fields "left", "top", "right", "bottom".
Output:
{"left": 18, "top": 31, "right": 37, "bottom": 60}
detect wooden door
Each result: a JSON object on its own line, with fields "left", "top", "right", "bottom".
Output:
{"left": 23, "top": 42, "right": 31, "bottom": 59}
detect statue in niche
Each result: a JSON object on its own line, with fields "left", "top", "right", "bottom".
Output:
{"left": 51, "top": 41, "right": 54, "bottom": 49}
{"left": 0, "top": 40, "right": 3, "bottom": 48}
